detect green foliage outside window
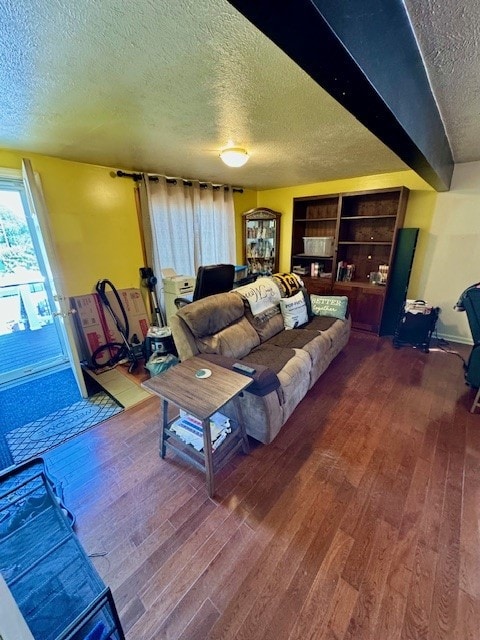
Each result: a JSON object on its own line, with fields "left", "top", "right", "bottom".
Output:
{"left": 0, "top": 205, "right": 36, "bottom": 272}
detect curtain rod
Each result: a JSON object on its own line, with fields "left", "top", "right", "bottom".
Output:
{"left": 114, "top": 170, "right": 243, "bottom": 193}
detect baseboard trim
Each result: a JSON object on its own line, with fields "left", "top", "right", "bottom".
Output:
{"left": 435, "top": 332, "right": 473, "bottom": 346}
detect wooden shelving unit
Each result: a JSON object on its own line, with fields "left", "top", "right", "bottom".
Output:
{"left": 291, "top": 187, "right": 411, "bottom": 334}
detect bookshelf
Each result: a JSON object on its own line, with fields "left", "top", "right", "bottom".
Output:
{"left": 291, "top": 187, "right": 411, "bottom": 334}
{"left": 291, "top": 195, "right": 339, "bottom": 296}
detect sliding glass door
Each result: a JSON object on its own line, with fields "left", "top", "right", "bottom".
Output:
{"left": 0, "top": 176, "right": 68, "bottom": 385}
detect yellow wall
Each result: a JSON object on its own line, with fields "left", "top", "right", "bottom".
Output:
{"left": 234, "top": 170, "right": 436, "bottom": 297}
{"left": 0, "top": 149, "right": 143, "bottom": 296}
{"left": 2, "top": 146, "right": 437, "bottom": 302}
{"left": 403, "top": 189, "right": 437, "bottom": 297}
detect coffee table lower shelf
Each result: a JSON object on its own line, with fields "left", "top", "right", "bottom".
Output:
{"left": 142, "top": 356, "right": 252, "bottom": 497}
{"left": 163, "top": 420, "right": 248, "bottom": 475}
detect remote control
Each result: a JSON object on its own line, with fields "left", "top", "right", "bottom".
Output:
{"left": 232, "top": 362, "right": 256, "bottom": 375}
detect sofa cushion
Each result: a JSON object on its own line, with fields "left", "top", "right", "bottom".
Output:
{"left": 246, "top": 343, "right": 296, "bottom": 374}
{"left": 244, "top": 302, "right": 285, "bottom": 343}
{"left": 276, "top": 348, "right": 312, "bottom": 422}
{"left": 266, "top": 329, "right": 324, "bottom": 350}
{"left": 279, "top": 291, "right": 309, "bottom": 329}
{"left": 177, "top": 292, "right": 244, "bottom": 338}
{"left": 318, "top": 317, "right": 350, "bottom": 348}
{"left": 305, "top": 315, "right": 338, "bottom": 332}
{"left": 195, "top": 316, "right": 260, "bottom": 359}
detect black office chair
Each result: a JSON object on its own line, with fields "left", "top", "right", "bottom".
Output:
{"left": 174, "top": 264, "right": 235, "bottom": 309}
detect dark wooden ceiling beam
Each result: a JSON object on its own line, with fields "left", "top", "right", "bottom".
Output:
{"left": 227, "top": 0, "right": 453, "bottom": 191}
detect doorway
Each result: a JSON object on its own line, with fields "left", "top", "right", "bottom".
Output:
{"left": 0, "top": 176, "right": 69, "bottom": 386}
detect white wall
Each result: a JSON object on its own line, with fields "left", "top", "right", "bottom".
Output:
{"left": 421, "top": 161, "right": 480, "bottom": 344}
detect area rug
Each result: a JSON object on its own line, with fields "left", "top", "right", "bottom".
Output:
{"left": 1, "top": 367, "right": 82, "bottom": 434}
{"left": 0, "top": 433, "right": 13, "bottom": 469}
{"left": 4, "top": 392, "right": 123, "bottom": 466}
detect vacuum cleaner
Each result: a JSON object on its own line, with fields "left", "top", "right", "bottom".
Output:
{"left": 91, "top": 279, "right": 142, "bottom": 373}
{"left": 139, "top": 267, "right": 166, "bottom": 327}
{"left": 139, "top": 267, "right": 177, "bottom": 358}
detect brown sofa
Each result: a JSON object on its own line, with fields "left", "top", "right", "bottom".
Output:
{"left": 169, "top": 289, "right": 351, "bottom": 444}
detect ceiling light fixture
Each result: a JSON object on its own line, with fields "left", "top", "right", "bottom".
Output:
{"left": 219, "top": 146, "right": 249, "bottom": 168}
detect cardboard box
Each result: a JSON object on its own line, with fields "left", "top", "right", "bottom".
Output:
{"left": 103, "top": 288, "right": 150, "bottom": 345}
{"left": 71, "top": 288, "right": 149, "bottom": 367}
{"left": 70, "top": 293, "right": 108, "bottom": 365}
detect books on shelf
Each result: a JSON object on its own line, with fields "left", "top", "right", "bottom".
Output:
{"left": 170, "top": 411, "right": 231, "bottom": 451}
{"left": 336, "top": 261, "right": 355, "bottom": 282}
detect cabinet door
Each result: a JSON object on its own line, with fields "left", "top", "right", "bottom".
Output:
{"left": 333, "top": 284, "right": 385, "bottom": 333}
{"left": 243, "top": 208, "right": 281, "bottom": 275}
{"left": 303, "top": 276, "right": 332, "bottom": 296}
{"left": 354, "top": 287, "right": 385, "bottom": 333}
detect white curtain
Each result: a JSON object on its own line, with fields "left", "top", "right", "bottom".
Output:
{"left": 139, "top": 176, "right": 236, "bottom": 309}
{"left": 193, "top": 183, "right": 236, "bottom": 266}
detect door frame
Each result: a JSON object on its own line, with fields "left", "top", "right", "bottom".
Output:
{"left": 0, "top": 164, "right": 87, "bottom": 396}
{"left": 22, "top": 160, "right": 87, "bottom": 397}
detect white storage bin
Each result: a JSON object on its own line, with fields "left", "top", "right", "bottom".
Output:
{"left": 303, "top": 236, "right": 334, "bottom": 257}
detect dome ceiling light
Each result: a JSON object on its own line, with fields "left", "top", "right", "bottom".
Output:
{"left": 219, "top": 146, "right": 249, "bottom": 168}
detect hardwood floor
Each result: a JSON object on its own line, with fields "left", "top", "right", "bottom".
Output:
{"left": 43, "top": 331, "right": 480, "bottom": 639}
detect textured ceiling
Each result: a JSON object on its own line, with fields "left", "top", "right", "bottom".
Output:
{"left": 0, "top": 0, "right": 477, "bottom": 189}
{"left": 404, "top": 0, "right": 480, "bottom": 163}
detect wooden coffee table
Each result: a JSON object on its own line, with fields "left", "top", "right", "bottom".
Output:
{"left": 142, "top": 356, "right": 252, "bottom": 497}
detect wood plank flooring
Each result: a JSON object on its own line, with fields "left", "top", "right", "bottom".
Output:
{"left": 42, "top": 331, "right": 480, "bottom": 639}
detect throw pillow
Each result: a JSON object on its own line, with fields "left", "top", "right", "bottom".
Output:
{"left": 272, "top": 272, "right": 304, "bottom": 297}
{"left": 279, "top": 290, "right": 309, "bottom": 329}
{"left": 235, "top": 277, "right": 281, "bottom": 316}
{"left": 310, "top": 295, "right": 348, "bottom": 320}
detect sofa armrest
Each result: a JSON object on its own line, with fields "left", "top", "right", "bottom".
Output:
{"left": 169, "top": 314, "right": 200, "bottom": 361}
{"left": 199, "top": 353, "right": 281, "bottom": 397}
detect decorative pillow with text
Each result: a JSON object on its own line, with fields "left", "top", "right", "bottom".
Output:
{"left": 310, "top": 295, "right": 348, "bottom": 320}
{"left": 279, "top": 290, "right": 309, "bottom": 329}
{"left": 235, "top": 277, "right": 281, "bottom": 316}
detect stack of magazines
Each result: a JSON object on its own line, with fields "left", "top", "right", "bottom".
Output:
{"left": 170, "top": 411, "right": 231, "bottom": 452}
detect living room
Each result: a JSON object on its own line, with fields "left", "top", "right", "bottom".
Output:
{"left": 1, "top": 1, "right": 480, "bottom": 639}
